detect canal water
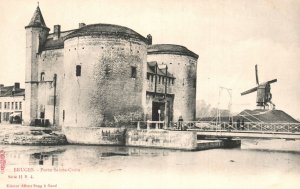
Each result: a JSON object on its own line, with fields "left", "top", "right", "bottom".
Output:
{"left": 0, "top": 139, "right": 299, "bottom": 189}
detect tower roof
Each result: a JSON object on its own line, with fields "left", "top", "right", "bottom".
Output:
{"left": 26, "top": 5, "right": 49, "bottom": 29}
{"left": 65, "top": 24, "right": 147, "bottom": 43}
{"left": 148, "top": 44, "right": 199, "bottom": 59}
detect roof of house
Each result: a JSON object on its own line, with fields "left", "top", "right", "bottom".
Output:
{"left": 148, "top": 44, "right": 199, "bottom": 59}
{"left": 43, "top": 30, "right": 75, "bottom": 50}
{"left": 147, "top": 62, "right": 175, "bottom": 78}
{"left": 0, "top": 86, "right": 25, "bottom": 97}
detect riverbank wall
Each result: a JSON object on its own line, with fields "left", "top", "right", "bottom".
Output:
{"left": 0, "top": 125, "right": 67, "bottom": 145}
{"left": 63, "top": 127, "right": 126, "bottom": 145}
{"left": 126, "top": 129, "right": 198, "bottom": 150}
{"left": 0, "top": 125, "right": 241, "bottom": 150}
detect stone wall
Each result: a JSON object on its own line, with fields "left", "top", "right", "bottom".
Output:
{"left": 63, "top": 127, "right": 126, "bottom": 145}
{"left": 126, "top": 129, "right": 197, "bottom": 150}
{"left": 61, "top": 36, "right": 147, "bottom": 128}
{"left": 0, "top": 126, "right": 67, "bottom": 145}
{"left": 37, "top": 49, "right": 64, "bottom": 127}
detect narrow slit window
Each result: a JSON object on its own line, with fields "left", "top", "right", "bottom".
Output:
{"left": 104, "top": 65, "right": 111, "bottom": 77}
{"left": 76, "top": 65, "right": 81, "bottom": 76}
{"left": 40, "top": 72, "right": 45, "bottom": 81}
{"left": 131, "top": 66, "right": 137, "bottom": 78}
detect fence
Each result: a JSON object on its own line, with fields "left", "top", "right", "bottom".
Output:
{"left": 134, "top": 120, "right": 300, "bottom": 133}
{"left": 183, "top": 121, "right": 300, "bottom": 133}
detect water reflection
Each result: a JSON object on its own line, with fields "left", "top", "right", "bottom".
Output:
{"left": 1, "top": 140, "right": 299, "bottom": 173}
{"left": 29, "top": 152, "right": 60, "bottom": 166}
{"left": 2, "top": 145, "right": 177, "bottom": 167}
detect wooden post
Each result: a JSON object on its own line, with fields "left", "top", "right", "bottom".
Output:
{"left": 53, "top": 74, "right": 57, "bottom": 126}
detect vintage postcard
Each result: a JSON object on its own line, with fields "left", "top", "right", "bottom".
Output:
{"left": 0, "top": 0, "right": 299, "bottom": 189}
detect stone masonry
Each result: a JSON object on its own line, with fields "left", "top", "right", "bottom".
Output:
{"left": 23, "top": 5, "right": 199, "bottom": 130}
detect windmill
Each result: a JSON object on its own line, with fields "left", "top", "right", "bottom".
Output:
{"left": 241, "top": 64, "right": 277, "bottom": 110}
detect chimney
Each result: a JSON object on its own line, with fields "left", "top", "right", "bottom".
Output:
{"left": 0, "top": 84, "right": 3, "bottom": 88}
{"left": 53, "top": 25, "right": 61, "bottom": 40}
{"left": 147, "top": 34, "right": 152, "bottom": 45}
{"left": 79, "top": 23, "right": 86, "bottom": 29}
{"left": 14, "top": 82, "right": 20, "bottom": 90}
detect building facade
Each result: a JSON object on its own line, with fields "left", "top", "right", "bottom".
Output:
{"left": 0, "top": 83, "right": 24, "bottom": 124}
{"left": 24, "top": 5, "right": 198, "bottom": 127}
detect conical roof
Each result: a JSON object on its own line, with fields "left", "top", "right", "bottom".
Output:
{"left": 26, "top": 5, "right": 48, "bottom": 29}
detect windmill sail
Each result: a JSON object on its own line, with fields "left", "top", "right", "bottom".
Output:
{"left": 255, "top": 64, "right": 259, "bottom": 85}
{"left": 241, "top": 86, "right": 258, "bottom": 96}
{"left": 268, "top": 79, "right": 277, "bottom": 84}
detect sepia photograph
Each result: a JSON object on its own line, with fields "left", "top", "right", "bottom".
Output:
{"left": 0, "top": 0, "right": 299, "bottom": 188}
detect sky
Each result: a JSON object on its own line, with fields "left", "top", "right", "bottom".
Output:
{"left": 0, "top": 0, "right": 299, "bottom": 119}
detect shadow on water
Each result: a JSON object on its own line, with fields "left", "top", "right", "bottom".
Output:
{"left": 242, "top": 148, "right": 300, "bottom": 155}
{"left": 2, "top": 145, "right": 180, "bottom": 167}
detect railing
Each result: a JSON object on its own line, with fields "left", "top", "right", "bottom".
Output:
{"left": 174, "top": 121, "right": 300, "bottom": 133}
{"left": 135, "top": 121, "right": 166, "bottom": 130}
{"left": 135, "top": 121, "right": 191, "bottom": 131}
{"left": 134, "top": 120, "right": 300, "bottom": 133}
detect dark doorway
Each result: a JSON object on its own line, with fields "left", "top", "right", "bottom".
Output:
{"left": 152, "top": 102, "right": 165, "bottom": 121}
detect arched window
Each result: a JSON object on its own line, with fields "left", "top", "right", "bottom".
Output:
{"left": 40, "top": 72, "right": 45, "bottom": 81}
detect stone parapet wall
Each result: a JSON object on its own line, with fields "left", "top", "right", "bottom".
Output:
{"left": 63, "top": 127, "right": 126, "bottom": 145}
{"left": 0, "top": 126, "right": 67, "bottom": 145}
{"left": 126, "top": 129, "right": 197, "bottom": 150}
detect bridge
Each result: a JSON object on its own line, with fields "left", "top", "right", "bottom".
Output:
{"left": 134, "top": 120, "right": 300, "bottom": 140}
{"left": 184, "top": 121, "right": 300, "bottom": 140}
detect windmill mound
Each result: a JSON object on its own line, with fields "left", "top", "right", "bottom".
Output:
{"left": 236, "top": 109, "right": 299, "bottom": 123}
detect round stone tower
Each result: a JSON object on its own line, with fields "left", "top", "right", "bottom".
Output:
{"left": 61, "top": 24, "right": 148, "bottom": 127}
{"left": 147, "top": 44, "right": 198, "bottom": 121}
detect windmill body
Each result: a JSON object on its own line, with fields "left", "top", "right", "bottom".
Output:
{"left": 241, "top": 65, "right": 277, "bottom": 109}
